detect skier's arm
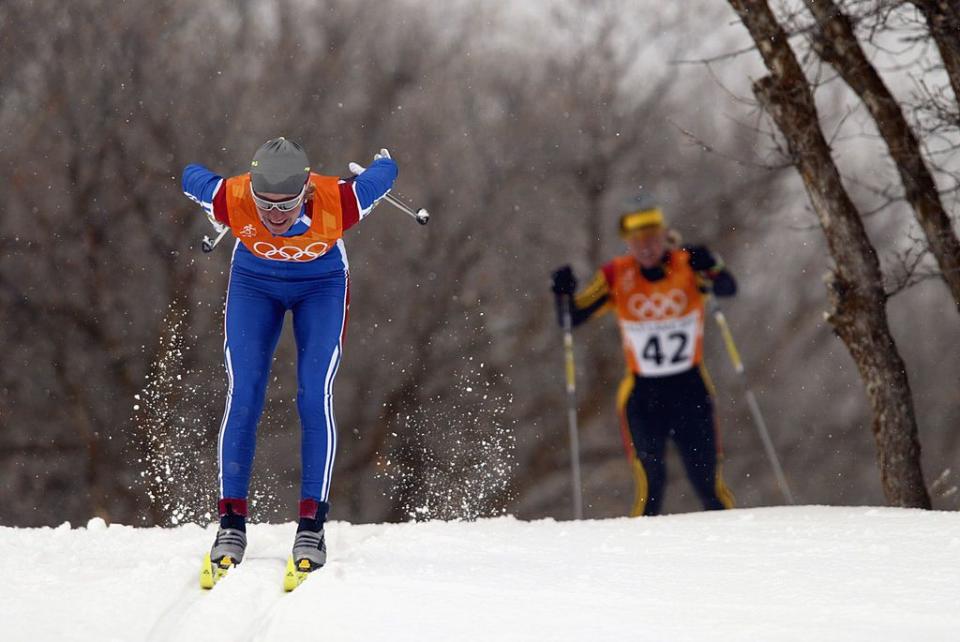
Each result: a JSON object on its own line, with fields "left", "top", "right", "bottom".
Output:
{"left": 551, "top": 266, "right": 612, "bottom": 328}
{"left": 339, "top": 156, "right": 399, "bottom": 231}
{"left": 686, "top": 245, "right": 737, "bottom": 297}
{"left": 572, "top": 270, "right": 613, "bottom": 325}
{"left": 182, "top": 164, "right": 229, "bottom": 226}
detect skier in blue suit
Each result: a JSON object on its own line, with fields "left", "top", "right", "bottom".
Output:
{"left": 182, "top": 137, "right": 397, "bottom": 582}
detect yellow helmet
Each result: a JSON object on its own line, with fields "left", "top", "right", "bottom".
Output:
{"left": 619, "top": 194, "right": 665, "bottom": 238}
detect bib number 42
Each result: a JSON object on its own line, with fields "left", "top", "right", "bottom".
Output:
{"left": 622, "top": 312, "right": 701, "bottom": 376}
{"left": 641, "top": 332, "right": 689, "bottom": 366}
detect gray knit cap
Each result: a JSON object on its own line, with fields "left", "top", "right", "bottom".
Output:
{"left": 250, "top": 137, "right": 311, "bottom": 194}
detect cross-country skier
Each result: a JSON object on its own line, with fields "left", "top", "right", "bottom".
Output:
{"left": 551, "top": 195, "right": 737, "bottom": 516}
{"left": 182, "top": 137, "right": 397, "bottom": 587}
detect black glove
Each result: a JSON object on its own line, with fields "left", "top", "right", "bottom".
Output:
{"left": 551, "top": 265, "right": 577, "bottom": 296}
{"left": 686, "top": 245, "right": 718, "bottom": 272}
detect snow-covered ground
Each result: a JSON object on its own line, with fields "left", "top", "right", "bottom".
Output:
{"left": 4, "top": 506, "right": 958, "bottom": 641}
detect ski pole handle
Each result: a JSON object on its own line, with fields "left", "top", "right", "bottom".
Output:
{"left": 201, "top": 225, "right": 230, "bottom": 253}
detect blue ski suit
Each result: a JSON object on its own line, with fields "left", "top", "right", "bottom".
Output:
{"left": 182, "top": 159, "right": 397, "bottom": 512}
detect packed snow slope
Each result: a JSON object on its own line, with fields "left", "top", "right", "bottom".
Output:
{"left": 3, "top": 506, "right": 958, "bottom": 642}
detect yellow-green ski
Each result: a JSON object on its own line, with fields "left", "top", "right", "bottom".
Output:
{"left": 200, "top": 553, "right": 235, "bottom": 589}
{"left": 283, "top": 556, "right": 318, "bottom": 592}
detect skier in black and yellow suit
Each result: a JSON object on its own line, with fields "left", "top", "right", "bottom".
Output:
{"left": 551, "top": 198, "right": 737, "bottom": 516}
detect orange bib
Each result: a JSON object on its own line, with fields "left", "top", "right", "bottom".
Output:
{"left": 607, "top": 251, "right": 706, "bottom": 377}
{"left": 224, "top": 173, "right": 345, "bottom": 262}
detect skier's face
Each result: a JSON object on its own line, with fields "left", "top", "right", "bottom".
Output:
{"left": 626, "top": 228, "right": 667, "bottom": 269}
{"left": 254, "top": 190, "right": 304, "bottom": 235}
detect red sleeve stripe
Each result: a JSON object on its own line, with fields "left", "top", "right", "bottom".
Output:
{"left": 212, "top": 179, "right": 229, "bottom": 226}
{"left": 339, "top": 180, "right": 361, "bottom": 231}
{"left": 602, "top": 261, "right": 616, "bottom": 288}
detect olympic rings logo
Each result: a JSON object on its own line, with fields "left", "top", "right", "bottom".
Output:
{"left": 252, "top": 241, "right": 329, "bottom": 262}
{"left": 626, "top": 290, "right": 687, "bottom": 320}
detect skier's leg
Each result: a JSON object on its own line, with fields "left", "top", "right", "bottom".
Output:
{"left": 286, "top": 268, "right": 347, "bottom": 572}
{"left": 291, "top": 268, "right": 349, "bottom": 514}
{"left": 207, "top": 268, "right": 285, "bottom": 572}
{"left": 671, "top": 370, "right": 733, "bottom": 511}
{"left": 624, "top": 379, "right": 669, "bottom": 516}
{"left": 617, "top": 375, "right": 646, "bottom": 517}
{"left": 218, "top": 269, "right": 285, "bottom": 505}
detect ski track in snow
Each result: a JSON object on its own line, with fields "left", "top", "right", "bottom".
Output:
{"left": 3, "top": 506, "right": 959, "bottom": 641}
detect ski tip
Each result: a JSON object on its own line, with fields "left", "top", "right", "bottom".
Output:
{"left": 200, "top": 553, "right": 215, "bottom": 590}
{"left": 283, "top": 556, "right": 298, "bottom": 592}
{"left": 200, "top": 552, "right": 235, "bottom": 590}
{"left": 283, "top": 556, "right": 319, "bottom": 592}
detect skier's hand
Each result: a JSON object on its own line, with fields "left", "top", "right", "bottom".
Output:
{"left": 690, "top": 246, "right": 737, "bottom": 297}
{"left": 551, "top": 265, "right": 577, "bottom": 296}
{"left": 686, "top": 245, "right": 718, "bottom": 272}
{"left": 348, "top": 149, "right": 392, "bottom": 177}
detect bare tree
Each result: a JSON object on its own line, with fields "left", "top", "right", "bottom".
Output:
{"left": 802, "top": 0, "right": 960, "bottom": 312}
{"left": 910, "top": 0, "right": 960, "bottom": 105}
{"left": 726, "top": 0, "right": 930, "bottom": 507}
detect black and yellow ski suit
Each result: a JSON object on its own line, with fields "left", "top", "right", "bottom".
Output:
{"left": 563, "top": 246, "right": 736, "bottom": 516}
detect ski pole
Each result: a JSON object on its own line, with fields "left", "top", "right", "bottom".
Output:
{"left": 559, "top": 294, "right": 584, "bottom": 520}
{"left": 351, "top": 161, "right": 430, "bottom": 225}
{"left": 201, "top": 223, "right": 230, "bottom": 253}
{"left": 709, "top": 297, "right": 796, "bottom": 505}
{"left": 382, "top": 192, "right": 430, "bottom": 225}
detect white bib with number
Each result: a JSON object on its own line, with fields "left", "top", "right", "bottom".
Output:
{"left": 620, "top": 311, "right": 701, "bottom": 377}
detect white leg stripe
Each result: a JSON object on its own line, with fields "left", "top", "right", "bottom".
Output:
{"left": 321, "top": 345, "right": 340, "bottom": 500}
{"left": 217, "top": 242, "right": 239, "bottom": 497}
{"left": 217, "top": 347, "right": 234, "bottom": 497}
{"left": 320, "top": 269, "right": 349, "bottom": 501}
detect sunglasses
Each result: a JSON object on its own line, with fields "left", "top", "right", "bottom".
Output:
{"left": 250, "top": 184, "right": 306, "bottom": 212}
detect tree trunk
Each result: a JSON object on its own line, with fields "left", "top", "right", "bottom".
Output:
{"left": 727, "top": 0, "right": 931, "bottom": 507}
{"left": 912, "top": 0, "right": 960, "bottom": 106}
{"left": 806, "top": 0, "right": 960, "bottom": 313}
